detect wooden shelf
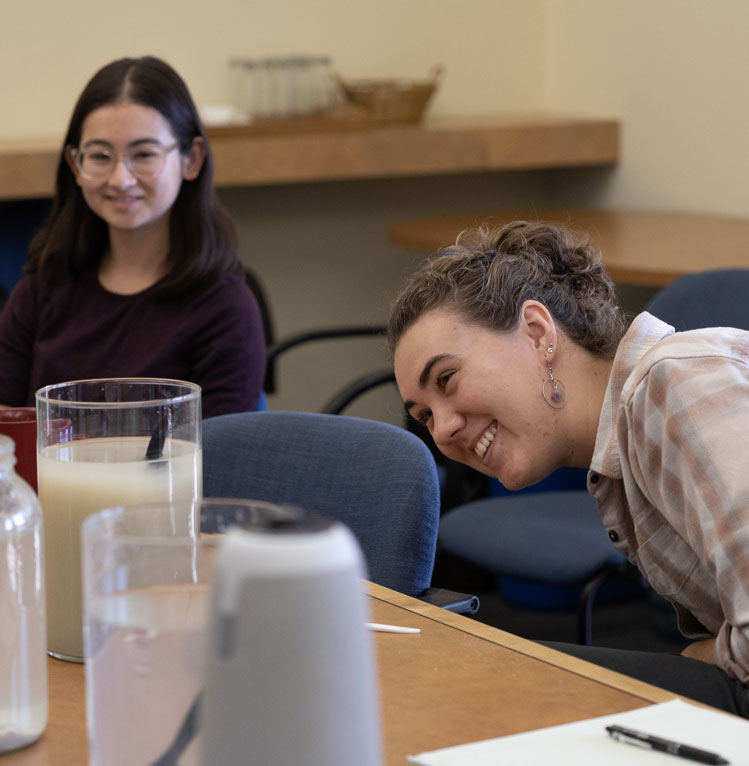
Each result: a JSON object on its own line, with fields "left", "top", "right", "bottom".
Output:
{"left": 0, "top": 113, "right": 618, "bottom": 201}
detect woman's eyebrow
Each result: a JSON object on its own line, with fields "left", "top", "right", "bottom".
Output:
{"left": 402, "top": 353, "right": 454, "bottom": 412}
{"left": 81, "top": 137, "right": 162, "bottom": 149}
{"left": 419, "top": 354, "right": 452, "bottom": 387}
{"left": 81, "top": 139, "right": 113, "bottom": 149}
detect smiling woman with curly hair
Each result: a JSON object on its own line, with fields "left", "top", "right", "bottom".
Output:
{"left": 388, "top": 218, "right": 749, "bottom": 718}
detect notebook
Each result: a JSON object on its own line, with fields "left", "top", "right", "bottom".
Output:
{"left": 408, "top": 698, "right": 749, "bottom": 766}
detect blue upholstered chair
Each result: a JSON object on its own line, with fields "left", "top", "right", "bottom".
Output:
{"left": 644, "top": 268, "right": 749, "bottom": 331}
{"left": 202, "top": 410, "right": 478, "bottom": 609}
{"left": 438, "top": 267, "right": 749, "bottom": 644}
{"left": 439, "top": 486, "right": 631, "bottom": 645}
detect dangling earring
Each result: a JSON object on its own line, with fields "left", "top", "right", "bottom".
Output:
{"left": 542, "top": 345, "right": 567, "bottom": 409}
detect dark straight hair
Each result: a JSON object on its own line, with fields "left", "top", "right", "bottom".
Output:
{"left": 27, "top": 55, "right": 241, "bottom": 296}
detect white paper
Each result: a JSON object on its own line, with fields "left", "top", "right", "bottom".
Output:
{"left": 408, "top": 698, "right": 749, "bottom": 766}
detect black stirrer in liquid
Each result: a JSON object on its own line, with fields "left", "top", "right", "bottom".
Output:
{"left": 145, "top": 414, "right": 166, "bottom": 460}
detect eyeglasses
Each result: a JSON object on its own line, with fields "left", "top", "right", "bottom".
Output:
{"left": 69, "top": 142, "right": 180, "bottom": 181}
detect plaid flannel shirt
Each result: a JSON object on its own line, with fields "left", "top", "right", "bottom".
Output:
{"left": 589, "top": 312, "right": 749, "bottom": 685}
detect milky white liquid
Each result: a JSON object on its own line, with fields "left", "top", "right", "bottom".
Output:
{"left": 86, "top": 584, "right": 208, "bottom": 766}
{"left": 0, "top": 526, "right": 48, "bottom": 752}
{"left": 38, "top": 437, "right": 202, "bottom": 660}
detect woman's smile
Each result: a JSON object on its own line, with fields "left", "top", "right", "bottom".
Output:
{"left": 473, "top": 421, "right": 497, "bottom": 461}
{"left": 105, "top": 192, "right": 144, "bottom": 209}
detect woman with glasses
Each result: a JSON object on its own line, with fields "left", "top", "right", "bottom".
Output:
{"left": 0, "top": 56, "right": 266, "bottom": 417}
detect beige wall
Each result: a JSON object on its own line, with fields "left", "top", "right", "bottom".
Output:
{"left": 4, "top": 1, "right": 747, "bottom": 418}
{"left": 543, "top": 0, "right": 749, "bottom": 218}
{"left": 0, "top": 0, "right": 545, "bottom": 140}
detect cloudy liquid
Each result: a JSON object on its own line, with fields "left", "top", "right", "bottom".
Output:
{"left": 38, "top": 437, "right": 201, "bottom": 660}
{"left": 85, "top": 584, "right": 207, "bottom": 766}
{"left": 0, "top": 526, "right": 47, "bottom": 752}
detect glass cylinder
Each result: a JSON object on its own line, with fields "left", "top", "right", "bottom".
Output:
{"left": 288, "top": 56, "right": 310, "bottom": 114}
{"left": 231, "top": 58, "right": 257, "bottom": 121}
{"left": 35, "top": 378, "right": 202, "bottom": 662}
{"left": 82, "top": 499, "right": 289, "bottom": 766}
{"left": 0, "top": 434, "right": 47, "bottom": 752}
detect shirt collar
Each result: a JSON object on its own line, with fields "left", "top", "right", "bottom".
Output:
{"left": 590, "top": 311, "right": 674, "bottom": 478}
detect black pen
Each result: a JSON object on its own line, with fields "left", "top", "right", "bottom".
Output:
{"left": 605, "top": 724, "right": 730, "bottom": 765}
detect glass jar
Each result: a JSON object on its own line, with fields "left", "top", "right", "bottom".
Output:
{"left": 0, "top": 434, "right": 47, "bottom": 752}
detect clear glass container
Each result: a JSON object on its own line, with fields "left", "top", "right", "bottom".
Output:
{"left": 0, "top": 434, "right": 47, "bottom": 752}
{"left": 36, "top": 378, "right": 202, "bottom": 662}
{"left": 310, "top": 56, "right": 337, "bottom": 112}
{"left": 230, "top": 55, "right": 338, "bottom": 120}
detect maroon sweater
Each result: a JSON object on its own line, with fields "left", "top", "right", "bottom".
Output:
{"left": 0, "top": 267, "right": 266, "bottom": 418}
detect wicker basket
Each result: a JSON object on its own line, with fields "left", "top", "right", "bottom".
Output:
{"left": 337, "top": 66, "right": 443, "bottom": 125}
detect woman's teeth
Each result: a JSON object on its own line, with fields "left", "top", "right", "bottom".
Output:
{"left": 474, "top": 423, "right": 497, "bottom": 459}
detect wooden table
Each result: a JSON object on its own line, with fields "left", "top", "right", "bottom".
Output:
{"left": 389, "top": 208, "right": 749, "bottom": 286}
{"left": 5, "top": 583, "right": 681, "bottom": 765}
{"left": 0, "top": 114, "right": 618, "bottom": 200}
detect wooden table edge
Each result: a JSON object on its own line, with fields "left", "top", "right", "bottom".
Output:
{"left": 367, "top": 582, "right": 695, "bottom": 708}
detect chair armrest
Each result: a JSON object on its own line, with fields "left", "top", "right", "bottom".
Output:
{"left": 418, "top": 587, "right": 480, "bottom": 615}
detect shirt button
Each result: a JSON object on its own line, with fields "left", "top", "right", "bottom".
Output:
{"left": 589, "top": 473, "right": 600, "bottom": 484}
{"left": 608, "top": 530, "right": 619, "bottom": 543}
